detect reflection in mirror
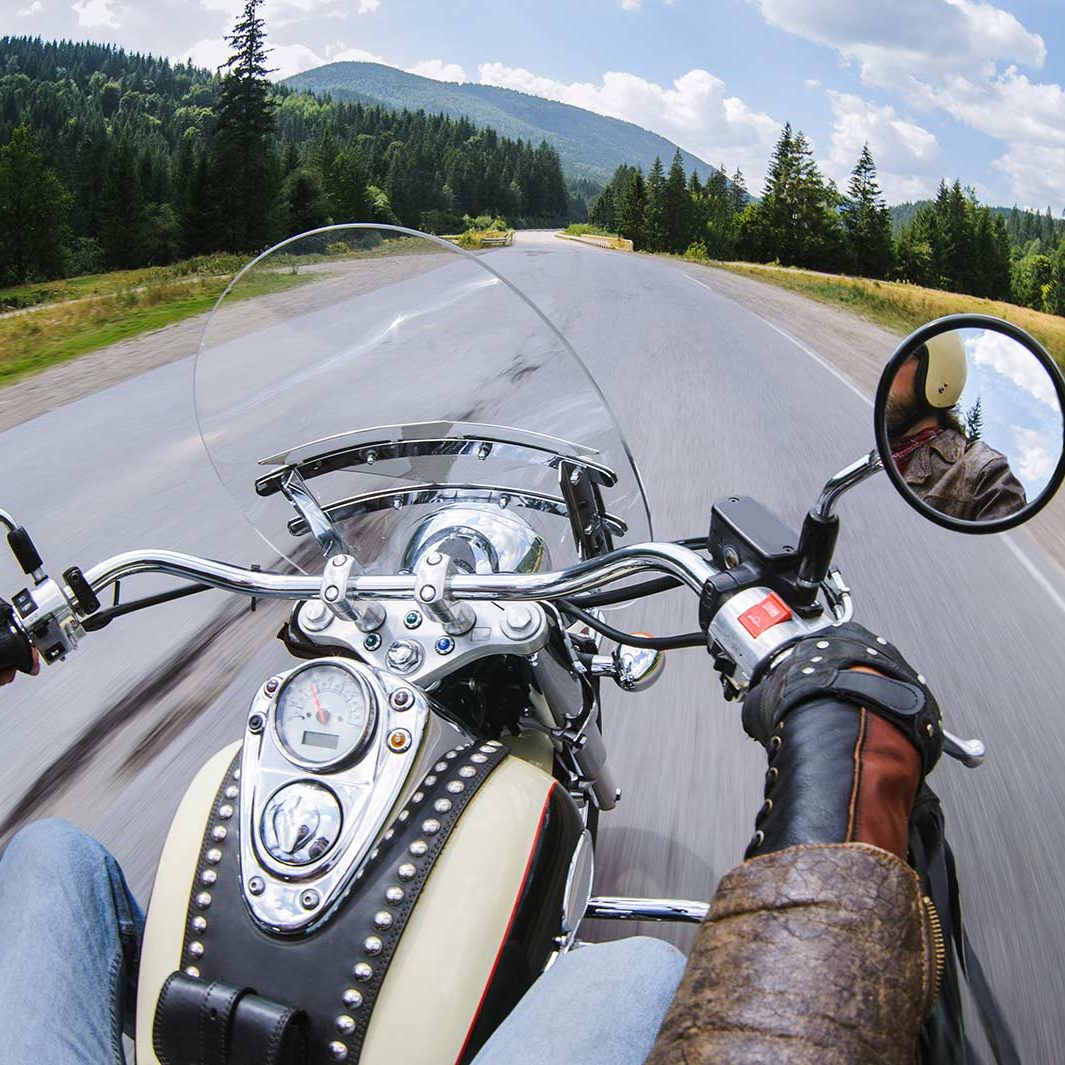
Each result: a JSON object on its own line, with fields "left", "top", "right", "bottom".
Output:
{"left": 884, "top": 327, "right": 1064, "bottom": 523}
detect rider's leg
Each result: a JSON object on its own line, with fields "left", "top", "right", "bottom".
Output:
{"left": 0, "top": 818, "right": 143, "bottom": 1065}
{"left": 470, "top": 935, "right": 686, "bottom": 1065}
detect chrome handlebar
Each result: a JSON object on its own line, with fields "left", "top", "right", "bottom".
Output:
{"left": 82, "top": 542, "right": 722, "bottom": 605}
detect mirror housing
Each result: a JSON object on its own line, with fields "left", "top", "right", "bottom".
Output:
{"left": 874, "top": 315, "right": 1065, "bottom": 534}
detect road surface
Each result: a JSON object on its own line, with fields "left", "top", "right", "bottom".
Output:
{"left": 2, "top": 230, "right": 1064, "bottom": 1060}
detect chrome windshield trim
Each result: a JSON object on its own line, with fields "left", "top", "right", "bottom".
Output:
{"left": 255, "top": 421, "right": 616, "bottom": 498}
{"left": 285, "top": 484, "right": 628, "bottom": 539}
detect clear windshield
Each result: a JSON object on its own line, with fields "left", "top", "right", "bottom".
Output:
{"left": 195, "top": 225, "right": 650, "bottom": 575}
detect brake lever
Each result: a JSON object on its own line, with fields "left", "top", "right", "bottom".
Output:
{"left": 943, "top": 729, "right": 986, "bottom": 768}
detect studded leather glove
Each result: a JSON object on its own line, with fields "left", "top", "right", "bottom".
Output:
{"left": 740, "top": 622, "right": 942, "bottom": 861}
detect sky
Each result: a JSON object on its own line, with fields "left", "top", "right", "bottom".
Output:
{"left": 6, "top": 0, "right": 1065, "bottom": 209}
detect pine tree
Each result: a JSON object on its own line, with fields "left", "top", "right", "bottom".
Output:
{"left": 99, "top": 137, "right": 148, "bottom": 267}
{"left": 0, "top": 125, "right": 71, "bottom": 283}
{"left": 645, "top": 156, "right": 666, "bottom": 252}
{"left": 588, "top": 184, "right": 616, "bottom": 231}
{"left": 328, "top": 147, "right": 370, "bottom": 223}
{"left": 211, "top": 0, "right": 279, "bottom": 251}
{"left": 964, "top": 396, "right": 983, "bottom": 440}
{"left": 663, "top": 148, "right": 692, "bottom": 253}
{"left": 841, "top": 144, "right": 893, "bottom": 279}
{"left": 283, "top": 168, "right": 331, "bottom": 236}
{"left": 1047, "top": 233, "right": 1065, "bottom": 316}
{"left": 616, "top": 169, "right": 646, "bottom": 249}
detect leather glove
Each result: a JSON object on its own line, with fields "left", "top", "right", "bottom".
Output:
{"left": 740, "top": 622, "right": 943, "bottom": 861}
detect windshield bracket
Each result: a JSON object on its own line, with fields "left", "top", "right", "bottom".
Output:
{"left": 279, "top": 469, "right": 351, "bottom": 562}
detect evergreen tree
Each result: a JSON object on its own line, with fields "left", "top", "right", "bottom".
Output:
{"left": 99, "top": 137, "right": 148, "bottom": 267}
{"left": 841, "top": 144, "right": 893, "bottom": 278}
{"left": 283, "top": 167, "right": 331, "bottom": 235}
{"left": 588, "top": 184, "right": 616, "bottom": 231}
{"left": 645, "top": 156, "right": 666, "bottom": 252}
{"left": 1048, "top": 234, "right": 1065, "bottom": 316}
{"left": 211, "top": 0, "right": 278, "bottom": 251}
{"left": 730, "top": 168, "right": 748, "bottom": 214}
{"left": 616, "top": 169, "right": 646, "bottom": 249}
{"left": 0, "top": 125, "right": 70, "bottom": 283}
{"left": 964, "top": 396, "right": 983, "bottom": 441}
{"left": 328, "top": 147, "right": 370, "bottom": 223}
{"left": 663, "top": 149, "right": 692, "bottom": 253}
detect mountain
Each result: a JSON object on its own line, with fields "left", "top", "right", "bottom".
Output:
{"left": 284, "top": 62, "right": 716, "bottom": 186}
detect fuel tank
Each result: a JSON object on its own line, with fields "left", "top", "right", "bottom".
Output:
{"left": 136, "top": 735, "right": 583, "bottom": 1064}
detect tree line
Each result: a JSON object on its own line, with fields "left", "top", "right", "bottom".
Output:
{"left": 0, "top": 8, "right": 570, "bottom": 286}
{"left": 590, "top": 125, "right": 1065, "bottom": 316}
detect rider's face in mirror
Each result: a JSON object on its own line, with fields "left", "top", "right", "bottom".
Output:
{"left": 884, "top": 328, "right": 1064, "bottom": 524}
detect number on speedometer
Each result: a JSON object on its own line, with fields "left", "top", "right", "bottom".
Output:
{"left": 274, "top": 664, "right": 377, "bottom": 768}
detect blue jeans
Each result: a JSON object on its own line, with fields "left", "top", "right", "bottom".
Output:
{"left": 0, "top": 821, "right": 685, "bottom": 1065}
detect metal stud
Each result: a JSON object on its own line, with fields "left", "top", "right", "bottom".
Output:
{"left": 398, "top": 811, "right": 409, "bottom": 823}
{"left": 211, "top": 826, "right": 227, "bottom": 842}
{"left": 751, "top": 830, "right": 765, "bottom": 849}
{"left": 370, "top": 848, "right": 380, "bottom": 861}
{"left": 801, "top": 667, "right": 815, "bottom": 675}
{"left": 435, "top": 761, "right": 448, "bottom": 772}
{"left": 479, "top": 745, "right": 495, "bottom": 754}
{"left": 353, "top": 962, "right": 373, "bottom": 981}
{"left": 766, "top": 767, "right": 779, "bottom": 783}
{"left": 185, "top": 966, "right": 200, "bottom": 978}
{"left": 422, "top": 818, "right": 441, "bottom": 835}
{"left": 411, "top": 791, "right": 424, "bottom": 804}
{"left": 917, "top": 674, "right": 926, "bottom": 685}
{"left": 196, "top": 892, "right": 212, "bottom": 909}
{"left": 386, "top": 886, "right": 405, "bottom": 904}
{"left": 446, "top": 751, "right": 458, "bottom": 760}
{"left": 398, "top": 863, "right": 416, "bottom": 881}
{"left": 816, "top": 640, "right": 829, "bottom": 650}
{"left": 926, "top": 723, "right": 935, "bottom": 737}
{"left": 374, "top": 911, "right": 393, "bottom": 929}
{"left": 486, "top": 741, "right": 502, "bottom": 749}
{"left": 188, "top": 941, "right": 205, "bottom": 959}
{"left": 434, "top": 798, "right": 452, "bottom": 814}
{"left": 471, "top": 753, "right": 487, "bottom": 764}
{"left": 218, "top": 804, "right": 234, "bottom": 820}
{"left": 876, "top": 636, "right": 888, "bottom": 646}
{"left": 866, "top": 647, "right": 878, "bottom": 656}
{"left": 342, "top": 988, "right": 363, "bottom": 1009}
{"left": 383, "top": 829, "right": 395, "bottom": 842}
{"left": 233, "top": 769, "right": 241, "bottom": 780}
{"left": 810, "top": 656, "right": 823, "bottom": 663}
{"left": 364, "top": 936, "right": 383, "bottom": 956}
{"left": 192, "top": 916, "right": 207, "bottom": 933}
{"left": 201, "top": 869, "right": 217, "bottom": 886}
{"left": 328, "top": 1040, "right": 349, "bottom": 1061}
{"left": 409, "top": 840, "right": 428, "bottom": 857}
{"left": 446, "top": 780, "right": 465, "bottom": 794}
{"left": 206, "top": 848, "right": 223, "bottom": 865}
{"left": 335, "top": 1015, "right": 356, "bottom": 1035}
{"left": 424, "top": 775, "right": 437, "bottom": 787}
{"left": 458, "top": 766, "right": 476, "bottom": 779}
{"left": 225, "top": 786, "right": 239, "bottom": 800}
{"left": 769, "top": 736, "right": 782, "bottom": 753}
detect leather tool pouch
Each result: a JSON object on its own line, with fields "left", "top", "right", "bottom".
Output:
{"left": 153, "top": 971, "right": 309, "bottom": 1065}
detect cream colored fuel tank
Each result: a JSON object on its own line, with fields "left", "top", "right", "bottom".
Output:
{"left": 136, "top": 740, "right": 558, "bottom": 1065}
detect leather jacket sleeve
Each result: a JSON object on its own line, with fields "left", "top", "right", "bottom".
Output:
{"left": 970, "top": 449, "right": 1027, "bottom": 522}
{"left": 646, "top": 843, "right": 937, "bottom": 1065}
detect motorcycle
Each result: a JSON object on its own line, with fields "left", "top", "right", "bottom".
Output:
{"left": 1, "top": 224, "right": 1062, "bottom": 1065}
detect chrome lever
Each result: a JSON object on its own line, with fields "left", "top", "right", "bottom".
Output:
{"left": 943, "top": 729, "right": 986, "bottom": 768}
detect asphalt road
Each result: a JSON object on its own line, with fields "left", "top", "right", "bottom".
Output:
{"left": 3, "top": 230, "right": 1065, "bottom": 1061}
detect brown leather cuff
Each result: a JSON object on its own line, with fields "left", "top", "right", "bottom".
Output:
{"left": 647, "top": 844, "right": 935, "bottom": 1065}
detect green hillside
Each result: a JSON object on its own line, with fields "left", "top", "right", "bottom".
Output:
{"left": 284, "top": 62, "right": 716, "bottom": 185}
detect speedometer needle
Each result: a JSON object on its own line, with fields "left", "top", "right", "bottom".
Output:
{"left": 310, "top": 685, "right": 329, "bottom": 725}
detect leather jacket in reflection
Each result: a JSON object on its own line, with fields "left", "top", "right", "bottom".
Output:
{"left": 903, "top": 428, "right": 1027, "bottom": 522}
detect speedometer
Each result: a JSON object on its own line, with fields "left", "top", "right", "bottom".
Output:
{"left": 273, "top": 663, "right": 377, "bottom": 769}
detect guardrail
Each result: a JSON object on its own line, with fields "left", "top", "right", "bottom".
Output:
{"left": 555, "top": 233, "right": 634, "bottom": 253}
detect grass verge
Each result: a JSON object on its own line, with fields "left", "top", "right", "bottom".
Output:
{"left": 711, "top": 262, "right": 1065, "bottom": 368}
{"left": 0, "top": 271, "right": 309, "bottom": 388}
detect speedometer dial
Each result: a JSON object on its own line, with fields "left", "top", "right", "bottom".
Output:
{"left": 274, "top": 663, "right": 377, "bottom": 769}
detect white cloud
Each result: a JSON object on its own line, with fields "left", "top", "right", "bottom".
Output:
{"left": 71, "top": 0, "right": 119, "bottom": 27}
{"left": 825, "top": 92, "right": 940, "bottom": 201}
{"left": 803, "top": 78, "right": 821, "bottom": 89}
{"left": 477, "top": 63, "right": 779, "bottom": 184}
{"left": 407, "top": 59, "right": 467, "bottom": 84}
{"left": 356, "top": 0, "right": 379, "bottom": 10}
{"left": 17, "top": 1, "right": 44, "bottom": 14}
{"left": 620, "top": 0, "right": 643, "bottom": 9}
{"left": 1011, "top": 425, "right": 1055, "bottom": 484}
{"left": 968, "top": 330, "right": 1060, "bottom": 409}
{"left": 180, "top": 37, "right": 231, "bottom": 73}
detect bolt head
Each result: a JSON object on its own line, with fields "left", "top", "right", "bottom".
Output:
{"left": 300, "top": 889, "right": 321, "bottom": 910}
{"left": 248, "top": 877, "right": 265, "bottom": 896}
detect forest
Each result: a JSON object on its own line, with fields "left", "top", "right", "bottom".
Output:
{"left": 0, "top": 14, "right": 570, "bottom": 286}
{"left": 589, "top": 127, "right": 1065, "bottom": 316}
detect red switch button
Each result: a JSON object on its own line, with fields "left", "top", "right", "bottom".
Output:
{"left": 737, "top": 592, "right": 793, "bottom": 638}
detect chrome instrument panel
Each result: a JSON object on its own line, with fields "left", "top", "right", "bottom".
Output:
{"left": 296, "top": 597, "right": 550, "bottom": 689}
{"left": 238, "top": 657, "right": 429, "bottom": 934}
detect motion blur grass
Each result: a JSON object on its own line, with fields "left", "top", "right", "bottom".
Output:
{"left": 0, "top": 270, "right": 309, "bottom": 387}
{"left": 711, "top": 262, "right": 1065, "bottom": 368}
{"left": 0, "top": 254, "right": 248, "bottom": 313}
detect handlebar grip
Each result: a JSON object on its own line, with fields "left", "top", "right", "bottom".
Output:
{"left": 0, "top": 604, "right": 34, "bottom": 674}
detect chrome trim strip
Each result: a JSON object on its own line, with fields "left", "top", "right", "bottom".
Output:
{"left": 584, "top": 896, "right": 710, "bottom": 924}
{"left": 285, "top": 484, "right": 627, "bottom": 539}
{"left": 812, "top": 450, "right": 883, "bottom": 521}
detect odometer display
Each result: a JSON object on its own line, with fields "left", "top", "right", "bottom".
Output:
{"left": 274, "top": 664, "right": 376, "bottom": 768}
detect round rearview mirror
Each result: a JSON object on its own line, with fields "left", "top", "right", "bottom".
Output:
{"left": 874, "top": 315, "right": 1065, "bottom": 533}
